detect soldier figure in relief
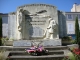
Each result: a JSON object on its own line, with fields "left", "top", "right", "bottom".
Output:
{"left": 44, "top": 17, "right": 56, "bottom": 39}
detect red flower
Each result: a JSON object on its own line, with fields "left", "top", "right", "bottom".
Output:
{"left": 73, "top": 48, "right": 80, "bottom": 55}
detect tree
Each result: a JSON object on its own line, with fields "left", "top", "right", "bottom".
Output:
{"left": 75, "top": 17, "right": 80, "bottom": 48}
{"left": 0, "top": 16, "right": 2, "bottom": 46}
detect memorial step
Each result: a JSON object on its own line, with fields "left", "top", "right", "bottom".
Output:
{"left": 3, "top": 46, "right": 68, "bottom": 51}
{"left": 1, "top": 46, "right": 70, "bottom": 60}
{"left": 9, "top": 50, "right": 64, "bottom": 56}
{"left": 7, "top": 55, "right": 65, "bottom": 60}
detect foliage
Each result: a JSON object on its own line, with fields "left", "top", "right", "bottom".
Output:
{"left": 62, "top": 55, "right": 75, "bottom": 60}
{"left": 64, "top": 48, "right": 80, "bottom": 60}
{"left": 78, "top": 37, "right": 80, "bottom": 48}
{"left": 0, "top": 16, "right": 2, "bottom": 46}
{"left": 0, "top": 50, "right": 6, "bottom": 60}
{"left": 68, "top": 53, "right": 76, "bottom": 60}
{"left": 63, "top": 46, "right": 80, "bottom": 60}
{"left": 75, "top": 17, "right": 80, "bottom": 48}
{"left": 62, "top": 36, "right": 73, "bottom": 45}
{"left": 1, "top": 37, "right": 9, "bottom": 45}
{"left": 0, "top": 52, "right": 4, "bottom": 60}
{"left": 1, "top": 37, "right": 9, "bottom": 40}
{"left": 62, "top": 52, "right": 79, "bottom": 60}
{"left": 71, "top": 40, "right": 77, "bottom": 44}
{"left": 62, "top": 36, "right": 72, "bottom": 41}
{"left": 9, "top": 38, "right": 14, "bottom": 41}
{"left": 72, "top": 48, "right": 80, "bottom": 60}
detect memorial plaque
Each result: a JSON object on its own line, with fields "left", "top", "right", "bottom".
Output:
{"left": 29, "top": 27, "right": 44, "bottom": 37}
{"left": 13, "top": 40, "right": 31, "bottom": 46}
{"left": 43, "top": 39, "right": 61, "bottom": 46}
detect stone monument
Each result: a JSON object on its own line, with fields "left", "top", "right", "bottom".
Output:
{"left": 7, "top": 4, "right": 67, "bottom": 46}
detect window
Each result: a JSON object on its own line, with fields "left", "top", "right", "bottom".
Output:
{"left": 67, "top": 23, "right": 74, "bottom": 34}
{"left": 78, "top": 14, "right": 80, "bottom": 19}
{"left": 76, "top": 14, "right": 80, "bottom": 19}
{"left": 67, "top": 14, "right": 72, "bottom": 19}
{"left": 2, "top": 16, "right": 8, "bottom": 23}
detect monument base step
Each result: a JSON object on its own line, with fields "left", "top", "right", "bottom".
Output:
{"left": 9, "top": 50, "right": 64, "bottom": 55}
{"left": 0, "top": 46, "right": 68, "bottom": 51}
{"left": 1, "top": 46, "right": 70, "bottom": 60}
{"left": 13, "top": 39, "right": 62, "bottom": 47}
{"left": 7, "top": 55, "right": 65, "bottom": 60}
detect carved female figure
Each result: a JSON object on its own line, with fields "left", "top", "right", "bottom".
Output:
{"left": 18, "top": 9, "right": 23, "bottom": 39}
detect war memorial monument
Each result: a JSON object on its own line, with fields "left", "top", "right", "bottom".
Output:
{"left": 6, "top": 4, "right": 67, "bottom": 46}
{"left": 0, "top": 4, "right": 73, "bottom": 60}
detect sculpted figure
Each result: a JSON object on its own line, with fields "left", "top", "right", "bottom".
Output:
{"left": 44, "top": 17, "right": 56, "bottom": 39}
{"left": 18, "top": 9, "right": 23, "bottom": 39}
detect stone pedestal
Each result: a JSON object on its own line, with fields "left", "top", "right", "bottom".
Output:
{"left": 43, "top": 39, "right": 62, "bottom": 46}
{"left": 13, "top": 40, "right": 31, "bottom": 47}
{"left": 13, "top": 39, "right": 62, "bottom": 47}
{"left": 5, "top": 40, "right": 13, "bottom": 46}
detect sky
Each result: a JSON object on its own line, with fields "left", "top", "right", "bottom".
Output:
{"left": 0, "top": 0, "right": 80, "bottom": 13}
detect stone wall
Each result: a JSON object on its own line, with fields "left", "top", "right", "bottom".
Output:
{"left": 58, "top": 11, "right": 67, "bottom": 38}
{"left": 8, "top": 12, "right": 17, "bottom": 39}
{"left": 2, "top": 24, "right": 8, "bottom": 37}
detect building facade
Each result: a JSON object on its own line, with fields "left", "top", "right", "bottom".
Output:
{"left": 71, "top": 3, "right": 80, "bottom": 12}
{"left": 66, "top": 12, "right": 80, "bottom": 39}
{"left": 0, "top": 13, "right": 8, "bottom": 37}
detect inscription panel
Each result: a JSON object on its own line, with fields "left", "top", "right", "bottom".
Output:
{"left": 13, "top": 40, "right": 31, "bottom": 46}
{"left": 25, "top": 15, "right": 47, "bottom": 38}
{"left": 25, "top": 15, "right": 47, "bottom": 25}
{"left": 29, "top": 27, "right": 44, "bottom": 37}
